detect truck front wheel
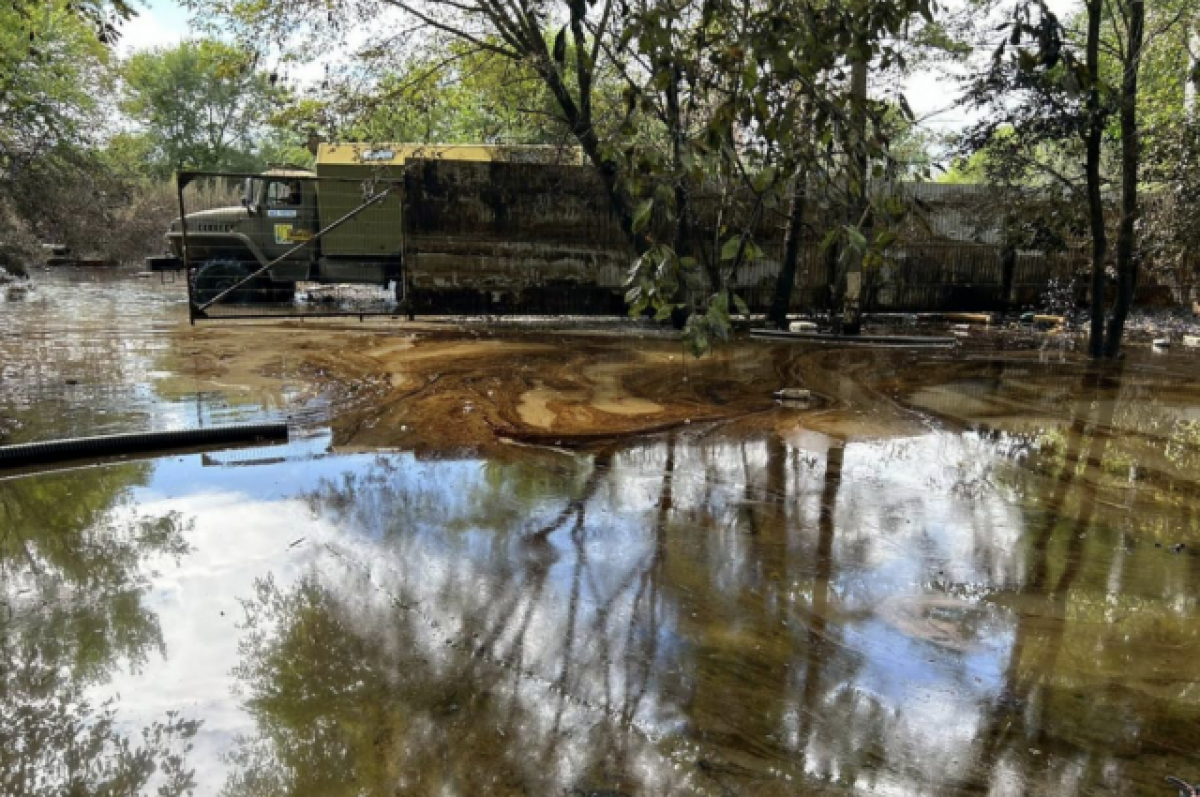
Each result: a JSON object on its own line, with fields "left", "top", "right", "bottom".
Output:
{"left": 192, "top": 260, "right": 255, "bottom": 305}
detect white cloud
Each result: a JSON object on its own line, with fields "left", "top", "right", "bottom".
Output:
{"left": 118, "top": 3, "right": 188, "bottom": 56}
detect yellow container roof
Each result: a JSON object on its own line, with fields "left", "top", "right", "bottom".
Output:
{"left": 315, "top": 143, "right": 582, "bottom": 167}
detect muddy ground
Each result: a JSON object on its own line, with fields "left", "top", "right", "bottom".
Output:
{"left": 173, "top": 319, "right": 938, "bottom": 453}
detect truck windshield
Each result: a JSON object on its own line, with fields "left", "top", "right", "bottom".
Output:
{"left": 267, "top": 180, "right": 303, "bottom": 206}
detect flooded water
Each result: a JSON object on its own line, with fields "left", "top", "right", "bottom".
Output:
{"left": 3, "top": 273, "right": 1200, "bottom": 796}
{"left": 0, "top": 270, "right": 309, "bottom": 444}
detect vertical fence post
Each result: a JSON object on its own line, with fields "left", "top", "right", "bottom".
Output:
{"left": 177, "top": 172, "right": 195, "bottom": 325}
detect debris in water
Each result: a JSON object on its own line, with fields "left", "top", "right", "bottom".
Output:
{"left": 1154, "top": 337, "right": 1172, "bottom": 348}
{"left": 1021, "top": 312, "right": 1065, "bottom": 329}
{"left": 774, "top": 388, "right": 811, "bottom": 402}
{"left": 1183, "top": 335, "right": 1200, "bottom": 348}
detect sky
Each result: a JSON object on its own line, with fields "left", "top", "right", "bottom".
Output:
{"left": 119, "top": 0, "right": 189, "bottom": 54}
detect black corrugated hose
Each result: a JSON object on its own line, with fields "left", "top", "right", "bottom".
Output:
{"left": 0, "top": 423, "right": 289, "bottom": 469}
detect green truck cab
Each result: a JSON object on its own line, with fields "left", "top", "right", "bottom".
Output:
{"left": 162, "top": 143, "right": 577, "bottom": 306}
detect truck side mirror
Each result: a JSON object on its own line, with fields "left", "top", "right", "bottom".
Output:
{"left": 241, "top": 178, "right": 257, "bottom": 216}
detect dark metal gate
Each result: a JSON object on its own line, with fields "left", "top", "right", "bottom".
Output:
{"left": 177, "top": 170, "right": 410, "bottom": 322}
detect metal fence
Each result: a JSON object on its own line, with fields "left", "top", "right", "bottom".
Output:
{"left": 178, "top": 170, "right": 408, "bottom": 321}
{"left": 176, "top": 164, "right": 1197, "bottom": 323}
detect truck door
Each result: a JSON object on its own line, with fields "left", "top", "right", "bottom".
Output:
{"left": 261, "top": 177, "right": 316, "bottom": 281}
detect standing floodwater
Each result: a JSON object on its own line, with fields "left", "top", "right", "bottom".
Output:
{"left": 0, "top": 270, "right": 306, "bottom": 445}
{"left": 2, "top": 274, "right": 1200, "bottom": 796}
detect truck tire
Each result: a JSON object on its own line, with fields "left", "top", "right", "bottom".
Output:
{"left": 192, "top": 260, "right": 255, "bottom": 305}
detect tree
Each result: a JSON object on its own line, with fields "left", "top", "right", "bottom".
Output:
{"left": 120, "top": 40, "right": 284, "bottom": 177}
{"left": 0, "top": 0, "right": 118, "bottom": 260}
{"left": 1126, "top": 0, "right": 1198, "bottom": 314}
{"left": 961, "top": 0, "right": 1169, "bottom": 358}
{"left": 190, "top": 0, "right": 936, "bottom": 352}
{"left": 614, "top": 0, "right": 936, "bottom": 339}
{"left": 8, "top": 0, "right": 135, "bottom": 44}
{"left": 0, "top": 1, "right": 112, "bottom": 180}
{"left": 272, "top": 41, "right": 581, "bottom": 146}
{"left": 1105, "top": 0, "right": 1144, "bottom": 357}
{"left": 960, "top": 1, "right": 1107, "bottom": 353}
{"left": 0, "top": 466, "right": 201, "bottom": 796}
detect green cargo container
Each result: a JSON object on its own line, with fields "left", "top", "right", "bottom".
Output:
{"left": 314, "top": 143, "right": 582, "bottom": 259}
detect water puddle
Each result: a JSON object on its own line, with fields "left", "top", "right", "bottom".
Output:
{"left": 3, "top": 273, "right": 1200, "bottom": 795}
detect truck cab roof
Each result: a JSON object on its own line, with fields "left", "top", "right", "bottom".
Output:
{"left": 263, "top": 166, "right": 316, "bottom": 179}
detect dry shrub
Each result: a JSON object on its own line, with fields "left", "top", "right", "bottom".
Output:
{"left": 0, "top": 200, "right": 39, "bottom": 277}
{"left": 103, "top": 180, "right": 179, "bottom": 262}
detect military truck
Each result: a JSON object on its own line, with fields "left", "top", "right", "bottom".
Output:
{"left": 156, "top": 143, "right": 581, "bottom": 307}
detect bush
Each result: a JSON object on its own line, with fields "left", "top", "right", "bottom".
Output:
{"left": 0, "top": 204, "right": 38, "bottom": 278}
{"left": 2, "top": 151, "right": 179, "bottom": 266}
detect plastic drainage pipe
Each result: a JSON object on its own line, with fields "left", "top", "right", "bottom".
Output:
{"left": 0, "top": 423, "right": 289, "bottom": 469}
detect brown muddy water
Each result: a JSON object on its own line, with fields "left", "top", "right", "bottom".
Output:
{"left": 3, "top": 271, "right": 1200, "bottom": 796}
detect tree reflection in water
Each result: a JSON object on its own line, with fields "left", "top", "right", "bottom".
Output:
{"left": 6, "top": 350, "right": 1195, "bottom": 795}
{"left": 0, "top": 464, "right": 201, "bottom": 796}
{"left": 949, "top": 365, "right": 1200, "bottom": 795}
{"left": 220, "top": 357, "right": 1200, "bottom": 796}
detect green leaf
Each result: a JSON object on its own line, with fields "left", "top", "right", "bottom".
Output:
{"left": 654, "top": 182, "right": 675, "bottom": 209}
{"left": 632, "top": 199, "right": 653, "bottom": 233}
{"left": 732, "top": 293, "right": 749, "bottom": 315}
{"left": 685, "top": 321, "right": 709, "bottom": 358}
{"left": 720, "top": 235, "right": 742, "bottom": 261}
{"left": 628, "top": 293, "right": 649, "bottom": 316}
{"left": 845, "top": 225, "right": 867, "bottom": 253}
{"left": 742, "top": 60, "right": 757, "bottom": 87}
{"left": 713, "top": 290, "right": 729, "bottom": 315}
{"left": 751, "top": 166, "right": 777, "bottom": 193}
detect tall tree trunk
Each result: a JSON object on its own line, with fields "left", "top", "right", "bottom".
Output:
{"left": 1083, "top": 0, "right": 1108, "bottom": 359}
{"left": 538, "top": 59, "right": 650, "bottom": 257}
{"left": 1000, "top": 240, "right": 1017, "bottom": 310}
{"left": 666, "top": 62, "right": 719, "bottom": 293}
{"left": 1103, "top": 0, "right": 1145, "bottom": 358}
{"left": 823, "top": 222, "right": 841, "bottom": 324}
{"left": 842, "top": 58, "right": 869, "bottom": 335}
{"left": 768, "top": 173, "right": 807, "bottom": 329}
